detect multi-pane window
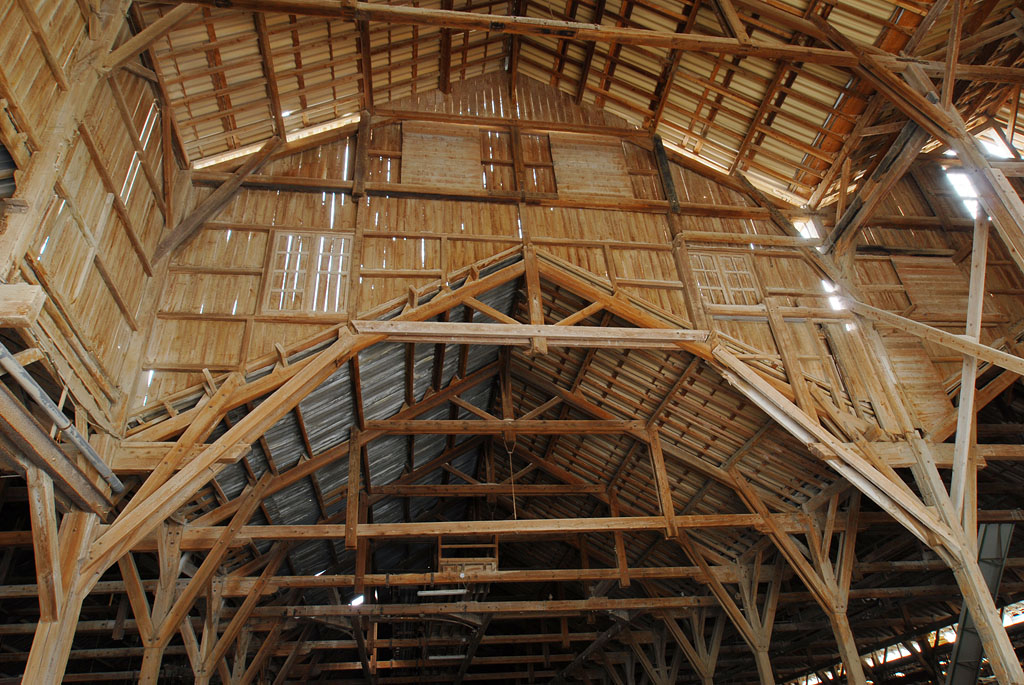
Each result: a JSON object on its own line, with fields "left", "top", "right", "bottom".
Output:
{"left": 368, "top": 124, "right": 402, "bottom": 183}
{"left": 481, "top": 130, "right": 515, "bottom": 191}
{"left": 520, "top": 133, "right": 556, "bottom": 195}
{"left": 690, "top": 251, "right": 760, "bottom": 305}
{"left": 265, "top": 231, "right": 352, "bottom": 315}
{"left": 479, "top": 130, "right": 556, "bottom": 195}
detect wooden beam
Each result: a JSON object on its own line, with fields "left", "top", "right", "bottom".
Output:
{"left": 764, "top": 297, "right": 817, "bottom": 421}
{"left": 161, "top": 0, "right": 864, "bottom": 65}
{"left": 101, "top": 5, "right": 197, "bottom": 73}
{"left": 152, "top": 136, "right": 282, "bottom": 260}
{"left": 117, "top": 554, "right": 155, "bottom": 643}
{"left": 574, "top": 0, "right": 607, "bottom": 104}
{"left": 13, "top": 0, "right": 70, "bottom": 90}
{"left": 350, "top": 616, "right": 377, "bottom": 684}
{"left": 186, "top": 368, "right": 499, "bottom": 528}
{"left": 357, "top": 19, "right": 374, "bottom": 111}
{"left": 350, "top": 320, "right": 708, "bottom": 347}
{"left": 849, "top": 300, "right": 1024, "bottom": 377}
{"left": 438, "top": 0, "right": 453, "bottom": 93}
{"left": 254, "top": 12, "right": 287, "bottom": 137}
{"left": 0, "top": 384, "right": 111, "bottom": 516}
{"left": 550, "top": 615, "right": 630, "bottom": 685}
{"left": 352, "top": 111, "right": 370, "bottom": 197}
{"left": 346, "top": 430, "right": 360, "bottom": 550}
{"left": 25, "top": 464, "right": 61, "bottom": 622}
{"left": 0, "top": 284, "right": 45, "bottom": 328}
{"left": 271, "top": 624, "right": 313, "bottom": 685}
{"left": 941, "top": 0, "right": 964, "bottom": 110}
{"left": 453, "top": 615, "right": 492, "bottom": 685}
{"left": 811, "top": 19, "right": 956, "bottom": 145}
{"left": 239, "top": 621, "right": 286, "bottom": 685}
{"left": 122, "top": 374, "right": 244, "bottom": 518}
{"left": 652, "top": 135, "right": 680, "bottom": 213}
{"left": 647, "top": 430, "right": 677, "bottom": 538}
{"left": 363, "top": 419, "right": 645, "bottom": 434}
{"left": 21, "top": 512, "right": 98, "bottom": 684}
{"left": 370, "top": 483, "right": 606, "bottom": 496}
{"left": 110, "top": 442, "right": 248, "bottom": 475}
{"left": 949, "top": 215, "right": 988, "bottom": 520}
{"left": 154, "top": 475, "right": 272, "bottom": 649}
{"left": 202, "top": 544, "right": 290, "bottom": 674}
{"left": 107, "top": 77, "right": 166, "bottom": 216}
{"left": 676, "top": 532, "right": 762, "bottom": 650}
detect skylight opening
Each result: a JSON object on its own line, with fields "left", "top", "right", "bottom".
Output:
{"left": 945, "top": 171, "right": 979, "bottom": 218}
{"left": 795, "top": 219, "right": 818, "bottom": 239}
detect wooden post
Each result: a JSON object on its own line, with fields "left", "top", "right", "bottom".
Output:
{"left": 950, "top": 215, "right": 988, "bottom": 524}
{"left": 153, "top": 476, "right": 272, "bottom": 652}
{"left": 22, "top": 511, "right": 98, "bottom": 684}
{"left": 25, "top": 464, "right": 61, "bottom": 622}
{"left": 610, "top": 495, "right": 630, "bottom": 588}
{"left": 347, "top": 429, "right": 361, "bottom": 549}
{"left": 647, "top": 429, "right": 677, "bottom": 538}
{"left": 523, "top": 243, "right": 548, "bottom": 355}
{"left": 352, "top": 111, "right": 371, "bottom": 198}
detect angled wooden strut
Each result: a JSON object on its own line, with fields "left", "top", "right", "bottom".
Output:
{"left": 713, "top": 347, "right": 1024, "bottom": 685}
{"left": 677, "top": 532, "right": 781, "bottom": 685}
{"left": 101, "top": 5, "right": 198, "bottom": 73}
{"left": 155, "top": 475, "right": 273, "bottom": 649}
{"left": 200, "top": 543, "right": 291, "bottom": 678}
{"left": 733, "top": 475, "right": 867, "bottom": 684}
{"left": 58, "top": 258, "right": 529, "bottom": 683}
{"left": 659, "top": 608, "right": 726, "bottom": 685}
{"left": 136, "top": 477, "right": 270, "bottom": 682}
{"left": 153, "top": 136, "right": 282, "bottom": 260}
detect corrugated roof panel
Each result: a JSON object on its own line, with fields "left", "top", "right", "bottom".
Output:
{"left": 298, "top": 363, "right": 356, "bottom": 454}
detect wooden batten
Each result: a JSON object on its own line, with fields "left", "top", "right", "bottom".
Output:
{"left": 2, "top": 2, "right": 1024, "bottom": 684}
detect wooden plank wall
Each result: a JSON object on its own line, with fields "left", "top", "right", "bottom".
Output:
{"left": 136, "top": 76, "right": 878, "bottom": 440}
{"left": 851, "top": 170, "right": 1024, "bottom": 431}
{"left": 0, "top": 3, "right": 170, "bottom": 431}
{"left": 384, "top": 74, "right": 635, "bottom": 130}
{"left": 133, "top": 74, "right": 996, "bottom": 451}
{"left": 0, "top": 2, "right": 82, "bottom": 159}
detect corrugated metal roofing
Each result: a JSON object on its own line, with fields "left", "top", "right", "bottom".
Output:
{"left": 204, "top": 267, "right": 518, "bottom": 577}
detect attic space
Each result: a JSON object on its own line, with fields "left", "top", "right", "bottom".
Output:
{"left": 0, "top": 1, "right": 1023, "bottom": 684}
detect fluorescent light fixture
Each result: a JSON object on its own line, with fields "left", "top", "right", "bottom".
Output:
{"left": 350, "top": 594, "right": 364, "bottom": 606}
{"left": 416, "top": 588, "right": 468, "bottom": 597}
{"left": 427, "top": 654, "right": 467, "bottom": 660}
